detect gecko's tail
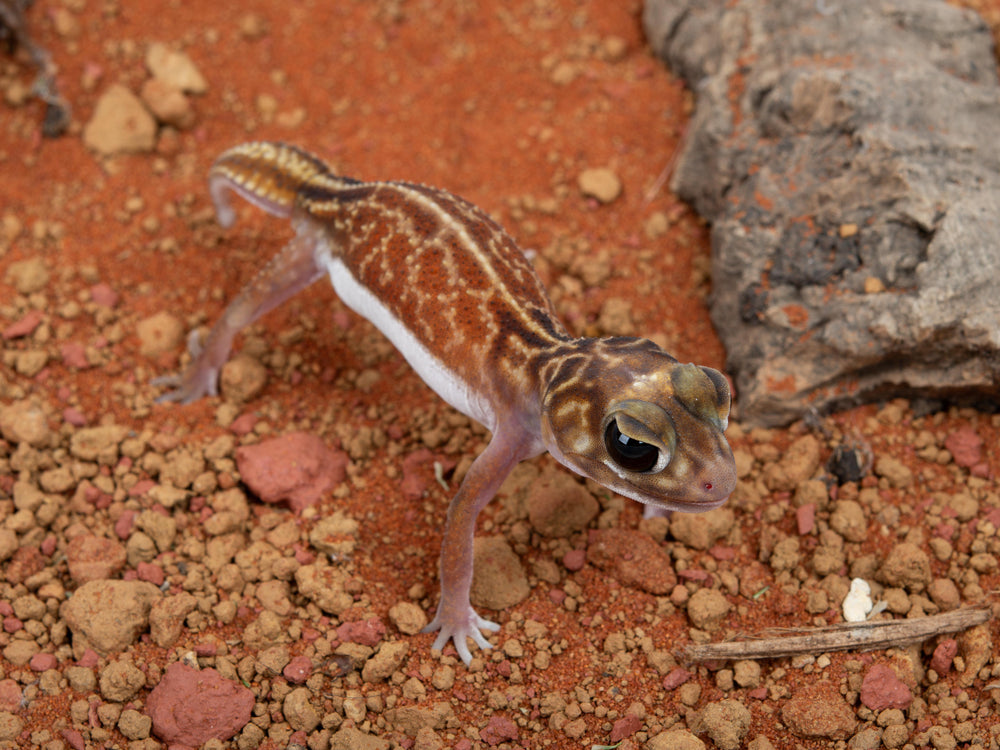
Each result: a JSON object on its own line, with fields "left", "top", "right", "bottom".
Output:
{"left": 208, "top": 141, "right": 356, "bottom": 228}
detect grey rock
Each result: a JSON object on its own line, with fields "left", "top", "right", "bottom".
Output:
{"left": 644, "top": 0, "right": 1000, "bottom": 425}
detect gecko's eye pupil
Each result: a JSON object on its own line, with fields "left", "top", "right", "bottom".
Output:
{"left": 604, "top": 420, "right": 659, "bottom": 473}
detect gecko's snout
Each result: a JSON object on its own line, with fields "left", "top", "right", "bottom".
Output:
{"left": 696, "top": 461, "right": 737, "bottom": 507}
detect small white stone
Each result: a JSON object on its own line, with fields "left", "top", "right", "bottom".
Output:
{"left": 842, "top": 578, "right": 873, "bottom": 622}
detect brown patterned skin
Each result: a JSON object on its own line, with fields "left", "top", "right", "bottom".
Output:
{"left": 156, "top": 141, "right": 737, "bottom": 664}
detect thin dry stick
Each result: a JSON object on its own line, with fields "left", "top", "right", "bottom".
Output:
{"left": 642, "top": 124, "right": 688, "bottom": 207}
{"left": 684, "top": 607, "right": 991, "bottom": 662}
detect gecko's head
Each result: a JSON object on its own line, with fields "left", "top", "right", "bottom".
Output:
{"left": 540, "top": 339, "right": 737, "bottom": 513}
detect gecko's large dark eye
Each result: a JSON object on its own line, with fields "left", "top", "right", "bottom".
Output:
{"left": 604, "top": 419, "right": 659, "bottom": 473}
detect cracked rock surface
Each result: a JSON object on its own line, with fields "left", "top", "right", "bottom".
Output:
{"left": 645, "top": 0, "right": 1000, "bottom": 425}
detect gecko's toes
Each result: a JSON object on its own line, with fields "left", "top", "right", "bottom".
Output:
{"left": 151, "top": 367, "right": 220, "bottom": 404}
{"left": 423, "top": 609, "right": 499, "bottom": 666}
{"left": 150, "top": 374, "right": 182, "bottom": 402}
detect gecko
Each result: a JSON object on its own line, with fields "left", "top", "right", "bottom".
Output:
{"left": 155, "top": 141, "right": 738, "bottom": 665}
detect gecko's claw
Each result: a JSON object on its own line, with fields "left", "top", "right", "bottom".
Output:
{"left": 423, "top": 608, "right": 500, "bottom": 666}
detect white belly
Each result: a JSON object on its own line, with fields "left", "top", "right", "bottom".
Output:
{"left": 318, "top": 252, "right": 496, "bottom": 431}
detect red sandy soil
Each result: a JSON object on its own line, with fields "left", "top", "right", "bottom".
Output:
{"left": 2, "top": 1, "right": 1000, "bottom": 749}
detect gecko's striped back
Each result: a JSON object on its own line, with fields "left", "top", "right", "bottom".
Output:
{"left": 211, "top": 141, "right": 572, "bottom": 404}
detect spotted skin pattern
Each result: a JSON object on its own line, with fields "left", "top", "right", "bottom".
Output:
{"left": 156, "top": 141, "right": 738, "bottom": 665}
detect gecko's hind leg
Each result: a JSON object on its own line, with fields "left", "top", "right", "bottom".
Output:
{"left": 154, "top": 233, "right": 325, "bottom": 403}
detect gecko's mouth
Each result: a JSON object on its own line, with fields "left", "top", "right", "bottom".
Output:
{"left": 639, "top": 488, "right": 731, "bottom": 513}
{"left": 581, "top": 447, "right": 738, "bottom": 510}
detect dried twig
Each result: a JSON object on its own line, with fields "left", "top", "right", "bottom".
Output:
{"left": 684, "top": 607, "right": 991, "bottom": 662}
{"left": 641, "top": 123, "right": 687, "bottom": 206}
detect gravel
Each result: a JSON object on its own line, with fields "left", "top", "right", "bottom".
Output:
{"left": 2, "top": 1, "right": 999, "bottom": 748}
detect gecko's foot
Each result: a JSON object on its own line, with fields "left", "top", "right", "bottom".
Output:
{"left": 422, "top": 607, "right": 500, "bottom": 666}
{"left": 151, "top": 330, "right": 220, "bottom": 404}
{"left": 151, "top": 368, "right": 220, "bottom": 404}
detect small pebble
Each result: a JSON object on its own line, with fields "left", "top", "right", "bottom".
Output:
{"left": 29, "top": 653, "right": 58, "bottom": 672}
{"left": 90, "top": 282, "right": 119, "bottom": 308}
{"left": 930, "top": 639, "right": 957, "bottom": 674}
{"left": 82, "top": 84, "right": 157, "bottom": 155}
{"left": 842, "top": 578, "right": 873, "bottom": 622}
{"left": 145, "top": 43, "right": 209, "bottom": 94}
{"left": 283, "top": 656, "right": 313, "bottom": 684}
{"left": 578, "top": 167, "right": 622, "bottom": 203}
{"left": 140, "top": 78, "right": 196, "bottom": 129}
{"left": 860, "top": 664, "right": 913, "bottom": 711}
{"left": 663, "top": 667, "right": 692, "bottom": 690}
{"left": 562, "top": 549, "right": 585, "bottom": 571}
{"left": 2, "top": 310, "right": 44, "bottom": 339}
{"left": 136, "top": 311, "right": 185, "bottom": 357}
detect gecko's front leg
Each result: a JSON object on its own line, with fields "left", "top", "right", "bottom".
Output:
{"left": 423, "top": 426, "right": 529, "bottom": 665}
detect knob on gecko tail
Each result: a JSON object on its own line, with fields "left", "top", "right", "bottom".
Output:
{"left": 155, "top": 140, "right": 738, "bottom": 666}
